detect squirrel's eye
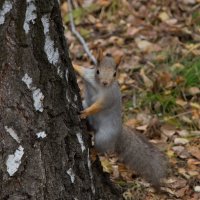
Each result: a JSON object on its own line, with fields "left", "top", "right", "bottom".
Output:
{"left": 96, "top": 70, "right": 100, "bottom": 75}
{"left": 113, "top": 72, "right": 117, "bottom": 77}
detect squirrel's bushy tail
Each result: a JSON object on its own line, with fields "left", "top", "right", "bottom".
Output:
{"left": 115, "top": 126, "right": 167, "bottom": 189}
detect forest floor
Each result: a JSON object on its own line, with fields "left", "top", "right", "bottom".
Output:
{"left": 61, "top": 0, "right": 200, "bottom": 199}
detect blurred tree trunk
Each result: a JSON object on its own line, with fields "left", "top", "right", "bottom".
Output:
{"left": 0, "top": 0, "right": 121, "bottom": 199}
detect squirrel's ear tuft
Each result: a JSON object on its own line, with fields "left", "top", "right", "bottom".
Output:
{"left": 96, "top": 48, "right": 103, "bottom": 64}
{"left": 114, "top": 54, "right": 123, "bottom": 68}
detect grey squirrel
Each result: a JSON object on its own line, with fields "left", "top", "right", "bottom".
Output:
{"left": 73, "top": 49, "right": 167, "bottom": 190}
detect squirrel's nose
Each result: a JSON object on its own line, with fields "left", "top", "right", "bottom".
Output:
{"left": 102, "top": 81, "right": 108, "bottom": 86}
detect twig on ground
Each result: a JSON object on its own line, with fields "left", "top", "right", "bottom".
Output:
{"left": 67, "top": 0, "right": 97, "bottom": 65}
{"left": 178, "top": 43, "right": 200, "bottom": 63}
{"left": 162, "top": 111, "right": 193, "bottom": 122}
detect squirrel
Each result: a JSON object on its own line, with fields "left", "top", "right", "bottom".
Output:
{"left": 73, "top": 49, "right": 167, "bottom": 190}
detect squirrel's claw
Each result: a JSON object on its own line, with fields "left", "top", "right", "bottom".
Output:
{"left": 80, "top": 110, "right": 88, "bottom": 119}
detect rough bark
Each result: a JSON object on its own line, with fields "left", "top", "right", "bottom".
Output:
{"left": 0, "top": 0, "right": 121, "bottom": 199}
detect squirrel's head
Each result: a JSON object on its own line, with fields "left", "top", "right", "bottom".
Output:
{"left": 95, "top": 49, "right": 122, "bottom": 87}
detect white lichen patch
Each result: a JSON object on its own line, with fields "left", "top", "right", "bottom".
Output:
{"left": 67, "top": 168, "right": 75, "bottom": 183}
{"left": 57, "top": 65, "right": 63, "bottom": 77}
{"left": 5, "top": 126, "right": 20, "bottom": 143}
{"left": 44, "top": 35, "right": 59, "bottom": 65}
{"left": 41, "top": 14, "right": 49, "bottom": 34}
{"left": 36, "top": 131, "right": 46, "bottom": 138}
{"left": 41, "top": 15, "right": 59, "bottom": 65}
{"left": 66, "top": 94, "right": 70, "bottom": 103}
{"left": 22, "top": 73, "right": 33, "bottom": 89}
{"left": 76, "top": 132, "right": 86, "bottom": 152}
{"left": 6, "top": 145, "right": 24, "bottom": 176}
{"left": 32, "top": 88, "right": 44, "bottom": 112}
{"left": 0, "top": 1, "right": 13, "bottom": 25}
{"left": 74, "top": 95, "right": 78, "bottom": 102}
{"left": 23, "top": 0, "right": 37, "bottom": 34}
{"left": 87, "top": 149, "right": 95, "bottom": 194}
{"left": 65, "top": 69, "right": 69, "bottom": 82}
{"left": 22, "top": 73, "right": 44, "bottom": 112}
{"left": 194, "top": 186, "right": 200, "bottom": 192}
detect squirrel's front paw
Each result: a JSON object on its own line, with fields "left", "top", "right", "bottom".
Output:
{"left": 80, "top": 110, "right": 88, "bottom": 119}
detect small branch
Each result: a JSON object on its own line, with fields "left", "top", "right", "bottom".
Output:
{"left": 67, "top": 0, "right": 97, "bottom": 65}
{"left": 178, "top": 43, "right": 200, "bottom": 63}
{"left": 161, "top": 111, "right": 193, "bottom": 122}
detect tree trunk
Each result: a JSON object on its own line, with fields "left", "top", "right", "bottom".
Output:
{"left": 0, "top": 0, "right": 121, "bottom": 199}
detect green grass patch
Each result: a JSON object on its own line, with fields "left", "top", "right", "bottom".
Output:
{"left": 192, "top": 11, "right": 200, "bottom": 26}
{"left": 106, "top": 0, "right": 121, "bottom": 19}
{"left": 138, "top": 57, "right": 200, "bottom": 120}
{"left": 174, "top": 58, "right": 200, "bottom": 87}
{"left": 141, "top": 91, "right": 178, "bottom": 114}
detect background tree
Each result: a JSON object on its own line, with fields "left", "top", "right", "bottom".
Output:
{"left": 0, "top": 0, "right": 121, "bottom": 199}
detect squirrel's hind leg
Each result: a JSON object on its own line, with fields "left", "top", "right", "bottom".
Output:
{"left": 94, "top": 129, "right": 118, "bottom": 153}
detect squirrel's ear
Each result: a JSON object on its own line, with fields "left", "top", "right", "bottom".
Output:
{"left": 96, "top": 48, "right": 103, "bottom": 64}
{"left": 114, "top": 54, "right": 123, "bottom": 68}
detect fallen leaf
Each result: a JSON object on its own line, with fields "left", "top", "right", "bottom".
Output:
{"left": 177, "top": 130, "right": 190, "bottom": 137}
{"left": 178, "top": 168, "right": 190, "bottom": 179}
{"left": 179, "top": 115, "right": 193, "bottom": 124}
{"left": 161, "top": 125, "right": 176, "bottom": 137}
{"left": 61, "top": 2, "right": 68, "bottom": 17}
{"left": 188, "top": 170, "right": 199, "bottom": 176}
{"left": 126, "top": 26, "right": 143, "bottom": 36}
{"left": 172, "top": 63, "right": 185, "bottom": 70}
{"left": 100, "top": 157, "right": 113, "bottom": 173}
{"left": 108, "top": 36, "right": 124, "bottom": 46}
{"left": 118, "top": 73, "right": 128, "bottom": 85}
{"left": 125, "top": 119, "right": 141, "bottom": 128}
{"left": 169, "top": 178, "right": 187, "bottom": 189}
{"left": 144, "top": 117, "right": 162, "bottom": 139}
{"left": 157, "top": 71, "right": 173, "bottom": 89}
{"left": 175, "top": 186, "right": 188, "bottom": 197}
{"left": 187, "top": 158, "right": 200, "bottom": 169}
{"left": 88, "top": 14, "right": 96, "bottom": 23}
{"left": 191, "top": 131, "right": 200, "bottom": 136}
{"left": 187, "top": 146, "right": 200, "bottom": 160}
{"left": 136, "top": 125, "right": 148, "bottom": 131}
{"left": 187, "top": 87, "right": 200, "bottom": 95}
{"left": 183, "top": 0, "right": 197, "bottom": 5}
{"left": 180, "top": 152, "right": 191, "bottom": 159}
{"left": 135, "top": 38, "right": 154, "bottom": 52}
{"left": 136, "top": 112, "right": 152, "bottom": 124}
{"left": 167, "top": 149, "right": 175, "bottom": 158}
{"left": 165, "top": 18, "right": 178, "bottom": 25}
{"left": 172, "top": 145, "right": 185, "bottom": 154}
{"left": 190, "top": 102, "right": 200, "bottom": 110}
{"left": 176, "top": 99, "right": 188, "bottom": 107}
{"left": 112, "top": 165, "right": 119, "bottom": 179}
{"left": 140, "top": 68, "right": 153, "bottom": 88}
{"left": 192, "top": 108, "right": 200, "bottom": 120}
{"left": 194, "top": 186, "right": 200, "bottom": 192}
{"left": 174, "top": 138, "right": 189, "bottom": 145}
{"left": 158, "top": 12, "right": 170, "bottom": 22}
{"left": 97, "top": 0, "right": 111, "bottom": 6}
